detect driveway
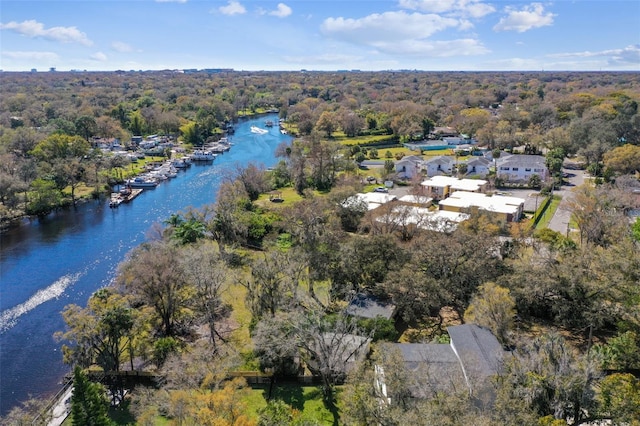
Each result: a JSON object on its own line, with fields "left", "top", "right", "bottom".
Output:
{"left": 547, "top": 168, "right": 588, "bottom": 234}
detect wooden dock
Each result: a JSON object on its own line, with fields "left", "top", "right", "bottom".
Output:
{"left": 122, "top": 188, "right": 143, "bottom": 203}
{"left": 109, "top": 188, "right": 143, "bottom": 207}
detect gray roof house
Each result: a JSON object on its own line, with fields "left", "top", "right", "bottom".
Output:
{"left": 306, "top": 332, "right": 372, "bottom": 382}
{"left": 395, "top": 155, "right": 425, "bottom": 179}
{"left": 465, "top": 157, "right": 492, "bottom": 177}
{"left": 376, "top": 324, "right": 507, "bottom": 406}
{"left": 496, "top": 154, "right": 549, "bottom": 183}
{"left": 424, "top": 156, "right": 455, "bottom": 176}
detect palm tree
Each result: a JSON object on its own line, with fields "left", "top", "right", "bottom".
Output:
{"left": 174, "top": 219, "right": 205, "bottom": 244}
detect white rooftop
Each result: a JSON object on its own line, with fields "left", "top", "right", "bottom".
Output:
{"left": 376, "top": 205, "right": 469, "bottom": 232}
{"left": 344, "top": 193, "right": 398, "bottom": 210}
{"left": 421, "top": 175, "right": 488, "bottom": 192}
{"left": 398, "top": 194, "right": 433, "bottom": 205}
{"left": 439, "top": 191, "right": 524, "bottom": 215}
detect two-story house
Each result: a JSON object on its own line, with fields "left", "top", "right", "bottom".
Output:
{"left": 496, "top": 154, "right": 548, "bottom": 183}
{"left": 424, "top": 156, "right": 455, "bottom": 176}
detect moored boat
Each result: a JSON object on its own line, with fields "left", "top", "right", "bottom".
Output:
{"left": 190, "top": 150, "right": 217, "bottom": 161}
{"left": 126, "top": 176, "right": 159, "bottom": 188}
{"left": 171, "top": 158, "right": 191, "bottom": 168}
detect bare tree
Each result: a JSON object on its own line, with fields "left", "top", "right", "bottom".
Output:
{"left": 180, "top": 243, "right": 232, "bottom": 351}
{"left": 117, "top": 241, "right": 191, "bottom": 337}
{"left": 253, "top": 310, "right": 372, "bottom": 403}
{"left": 243, "top": 250, "right": 305, "bottom": 320}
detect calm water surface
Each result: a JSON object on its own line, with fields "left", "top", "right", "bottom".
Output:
{"left": 0, "top": 114, "right": 288, "bottom": 415}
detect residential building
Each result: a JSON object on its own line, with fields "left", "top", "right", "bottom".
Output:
{"left": 397, "top": 194, "right": 433, "bottom": 206}
{"left": 376, "top": 324, "right": 507, "bottom": 405}
{"left": 395, "top": 155, "right": 424, "bottom": 179}
{"left": 496, "top": 154, "right": 549, "bottom": 183}
{"left": 465, "top": 157, "right": 492, "bottom": 177}
{"left": 342, "top": 192, "right": 398, "bottom": 211}
{"left": 375, "top": 205, "right": 469, "bottom": 233}
{"left": 421, "top": 176, "right": 488, "bottom": 200}
{"left": 431, "top": 126, "right": 458, "bottom": 138}
{"left": 438, "top": 191, "right": 525, "bottom": 222}
{"left": 424, "top": 156, "right": 455, "bottom": 176}
{"left": 306, "top": 333, "right": 372, "bottom": 382}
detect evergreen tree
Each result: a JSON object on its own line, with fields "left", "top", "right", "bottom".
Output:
{"left": 71, "top": 366, "right": 112, "bottom": 426}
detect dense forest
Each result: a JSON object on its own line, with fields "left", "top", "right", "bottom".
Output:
{"left": 1, "top": 70, "right": 640, "bottom": 425}
{"left": 2, "top": 70, "right": 640, "bottom": 220}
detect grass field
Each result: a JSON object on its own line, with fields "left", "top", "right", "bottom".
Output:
{"left": 243, "top": 383, "right": 340, "bottom": 425}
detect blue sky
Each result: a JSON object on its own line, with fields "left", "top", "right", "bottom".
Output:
{"left": 1, "top": 0, "right": 639, "bottom": 72}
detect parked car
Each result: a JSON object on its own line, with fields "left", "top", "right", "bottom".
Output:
{"left": 374, "top": 186, "right": 389, "bottom": 193}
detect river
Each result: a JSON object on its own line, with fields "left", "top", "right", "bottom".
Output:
{"left": 0, "top": 113, "right": 289, "bottom": 416}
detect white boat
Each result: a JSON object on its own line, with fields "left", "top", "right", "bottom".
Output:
{"left": 171, "top": 158, "right": 191, "bottom": 168}
{"left": 251, "top": 126, "right": 268, "bottom": 135}
{"left": 162, "top": 166, "right": 178, "bottom": 178}
{"left": 126, "top": 176, "right": 159, "bottom": 188}
{"left": 148, "top": 170, "right": 168, "bottom": 180}
{"left": 109, "top": 193, "right": 123, "bottom": 208}
{"left": 191, "top": 150, "right": 217, "bottom": 161}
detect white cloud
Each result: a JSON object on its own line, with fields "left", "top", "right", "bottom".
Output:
{"left": 457, "top": 19, "right": 474, "bottom": 31}
{"left": 111, "top": 41, "right": 134, "bottom": 53}
{"left": 219, "top": 1, "right": 246, "bottom": 16}
{"left": 493, "top": 3, "right": 555, "bottom": 33}
{"left": 269, "top": 3, "right": 292, "bottom": 18}
{"left": 321, "top": 11, "right": 459, "bottom": 44}
{"left": 2, "top": 50, "right": 59, "bottom": 61}
{"left": 372, "top": 38, "right": 489, "bottom": 57}
{"left": 399, "top": 0, "right": 495, "bottom": 18}
{"left": 90, "top": 52, "right": 108, "bottom": 61}
{"left": 0, "top": 19, "right": 92, "bottom": 45}
{"left": 320, "top": 11, "right": 487, "bottom": 57}
{"left": 548, "top": 44, "right": 640, "bottom": 66}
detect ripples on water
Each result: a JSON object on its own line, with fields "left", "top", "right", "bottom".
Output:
{"left": 0, "top": 113, "right": 287, "bottom": 415}
{"left": 0, "top": 273, "right": 81, "bottom": 333}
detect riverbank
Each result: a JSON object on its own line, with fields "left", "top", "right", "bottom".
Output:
{"left": 0, "top": 113, "right": 289, "bottom": 416}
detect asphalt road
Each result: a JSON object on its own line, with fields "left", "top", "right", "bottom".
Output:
{"left": 547, "top": 168, "right": 588, "bottom": 234}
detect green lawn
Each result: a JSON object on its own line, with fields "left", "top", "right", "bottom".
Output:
{"left": 535, "top": 195, "right": 562, "bottom": 230}
{"left": 332, "top": 132, "right": 395, "bottom": 146}
{"left": 244, "top": 383, "right": 340, "bottom": 425}
{"left": 255, "top": 186, "right": 307, "bottom": 208}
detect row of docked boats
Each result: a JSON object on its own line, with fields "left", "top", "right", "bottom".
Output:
{"left": 126, "top": 160, "right": 183, "bottom": 188}
{"left": 109, "top": 138, "right": 230, "bottom": 207}
{"left": 190, "top": 137, "right": 232, "bottom": 161}
{"left": 111, "top": 158, "right": 188, "bottom": 207}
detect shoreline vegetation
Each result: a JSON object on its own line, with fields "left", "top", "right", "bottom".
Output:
{"left": 1, "top": 70, "right": 640, "bottom": 425}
